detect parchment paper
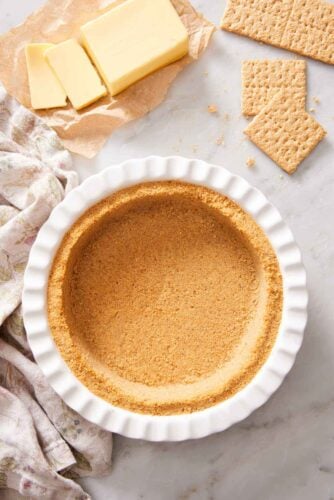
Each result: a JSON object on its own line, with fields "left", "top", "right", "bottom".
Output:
{"left": 0, "top": 0, "right": 215, "bottom": 157}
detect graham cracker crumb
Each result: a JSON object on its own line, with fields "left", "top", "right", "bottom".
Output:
{"left": 48, "top": 182, "right": 282, "bottom": 415}
{"left": 246, "top": 157, "right": 256, "bottom": 168}
{"left": 208, "top": 104, "right": 218, "bottom": 113}
{"left": 215, "top": 134, "right": 225, "bottom": 145}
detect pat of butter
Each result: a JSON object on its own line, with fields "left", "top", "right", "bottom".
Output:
{"left": 25, "top": 44, "right": 67, "bottom": 110}
{"left": 45, "top": 39, "right": 107, "bottom": 110}
{"left": 80, "top": 0, "right": 189, "bottom": 96}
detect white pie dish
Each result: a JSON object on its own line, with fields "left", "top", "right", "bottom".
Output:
{"left": 22, "top": 156, "right": 307, "bottom": 441}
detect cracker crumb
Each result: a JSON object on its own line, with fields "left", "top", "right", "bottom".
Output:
{"left": 312, "top": 96, "right": 320, "bottom": 104}
{"left": 203, "top": 71, "right": 209, "bottom": 77}
{"left": 246, "top": 157, "right": 256, "bottom": 168}
{"left": 224, "top": 112, "right": 230, "bottom": 122}
{"left": 309, "top": 108, "right": 315, "bottom": 113}
{"left": 215, "top": 134, "right": 224, "bottom": 146}
{"left": 208, "top": 104, "right": 218, "bottom": 113}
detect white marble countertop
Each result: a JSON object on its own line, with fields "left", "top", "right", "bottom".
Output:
{"left": 1, "top": 1, "right": 334, "bottom": 499}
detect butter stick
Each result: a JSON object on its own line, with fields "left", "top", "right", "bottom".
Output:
{"left": 45, "top": 39, "right": 107, "bottom": 110}
{"left": 25, "top": 43, "right": 67, "bottom": 110}
{"left": 80, "top": 0, "right": 189, "bottom": 96}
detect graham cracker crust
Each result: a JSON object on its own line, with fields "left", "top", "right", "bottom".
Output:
{"left": 48, "top": 181, "right": 283, "bottom": 415}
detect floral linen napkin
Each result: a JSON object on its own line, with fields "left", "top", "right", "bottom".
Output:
{"left": 0, "top": 83, "right": 112, "bottom": 499}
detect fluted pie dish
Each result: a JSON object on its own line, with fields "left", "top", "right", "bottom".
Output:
{"left": 23, "top": 157, "right": 307, "bottom": 441}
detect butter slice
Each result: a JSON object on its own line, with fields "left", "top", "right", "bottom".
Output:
{"left": 80, "top": 0, "right": 189, "bottom": 96}
{"left": 45, "top": 39, "right": 107, "bottom": 110}
{"left": 25, "top": 44, "right": 67, "bottom": 110}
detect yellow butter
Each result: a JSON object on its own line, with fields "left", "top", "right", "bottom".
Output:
{"left": 80, "top": 0, "right": 189, "bottom": 96}
{"left": 45, "top": 39, "right": 107, "bottom": 110}
{"left": 25, "top": 44, "right": 67, "bottom": 110}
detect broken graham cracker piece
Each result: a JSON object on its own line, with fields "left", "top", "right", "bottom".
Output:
{"left": 221, "top": 0, "right": 334, "bottom": 65}
{"left": 242, "top": 60, "right": 307, "bottom": 116}
{"left": 244, "top": 90, "right": 326, "bottom": 174}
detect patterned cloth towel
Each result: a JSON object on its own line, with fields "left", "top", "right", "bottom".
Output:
{"left": 0, "top": 84, "right": 112, "bottom": 499}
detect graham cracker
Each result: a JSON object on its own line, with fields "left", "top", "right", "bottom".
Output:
{"left": 242, "top": 60, "right": 307, "bottom": 116}
{"left": 281, "top": 0, "right": 334, "bottom": 63}
{"left": 221, "top": 0, "right": 334, "bottom": 65}
{"left": 244, "top": 90, "right": 326, "bottom": 174}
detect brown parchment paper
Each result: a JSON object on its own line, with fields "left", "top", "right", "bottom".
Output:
{"left": 0, "top": 0, "right": 215, "bottom": 158}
